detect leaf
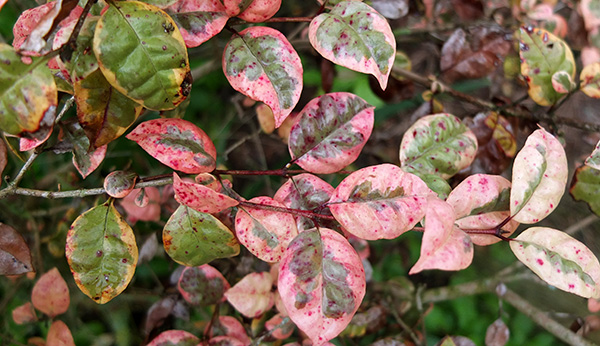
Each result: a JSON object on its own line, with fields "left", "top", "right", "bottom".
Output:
{"left": 510, "top": 227, "right": 600, "bottom": 298}
{"left": 138, "top": 233, "right": 159, "bottom": 264}
{"left": 590, "top": 298, "right": 600, "bottom": 313}
{"left": 66, "top": 201, "right": 138, "bottom": 304}
{"left": 551, "top": 70, "right": 576, "bottom": 93}
{"left": 47, "top": 320, "right": 75, "bottom": 346}
{"left": 0, "top": 223, "right": 33, "bottom": 275}
{"left": 222, "top": 26, "right": 302, "bottom": 127}
{"left": 224, "top": 0, "right": 282, "bottom": 22}
{"left": 31, "top": 267, "right": 70, "bottom": 317}
{"left": 581, "top": 62, "right": 600, "bottom": 99}
{"left": 519, "top": 26, "right": 575, "bottom": 106}
{"left": 400, "top": 113, "right": 478, "bottom": 179}
{"left": 104, "top": 171, "right": 138, "bottom": 198}
{"left": 309, "top": 1, "right": 396, "bottom": 89}
{"left": 0, "top": 138, "right": 6, "bottom": 177}
{"left": 167, "top": 0, "right": 230, "bottom": 48}
{"left": 371, "top": 0, "right": 409, "bottom": 19}
{"left": 163, "top": 205, "right": 240, "bottom": 266}
{"left": 410, "top": 198, "right": 473, "bottom": 274}
{"left": 446, "top": 174, "right": 518, "bottom": 245}
{"left": 274, "top": 173, "right": 335, "bottom": 231}
{"left": 93, "top": 0, "right": 191, "bottom": 110}
{"left": 411, "top": 172, "right": 452, "bottom": 199}
{"left": 142, "top": 0, "right": 179, "bottom": 8}
{"left": 265, "top": 314, "right": 294, "bottom": 340}
{"left": 329, "top": 164, "right": 434, "bottom": 240}
{"left": 278, "top": 228, "right": 366, "bottom": 345}
{"left": 18, "top": 0, "right": 78, "bottom": 54}
{"left": 12, "top": 2, "right": 54, "bottom": 51}
{"left": 173, "top": 173, "right": 239, "bottom": 213}
{"left": 256, "top": 103, "right": 275, "bottom": 134}
{"left": 178, "top": 264, "right": 230, "bottom": 305}
{"left": 206, "top": 316, "right": 251, "bottom": 344}
{"left": 570, "top": 165, "right": 600, "bottom": 216}
{"left": 144, "top": 296, "right": 178, "bottom": 336}
{"left": 127, "top": 118, "right": 216, "bottom": 174}
{"left": 510, "top": 128, "right": 568, "bottom": 223}
{"left": 485, "top": 318, "right": 509, "bottom": 346}
{"left": 468, "top": 112, "right": 516, "bottom": 174}
{"left": 224, "top": 272, "right": 274, "bottom": 318}
{"left": 581, "top": 0, "right": 600, "bottom": 31}
{"left": 74, "top": 69, "right": 144, "bottom": 149}
{"left": 63, "top": 121, "right": 107, "bottom": 178}
{"left": 288, "top": 92, "right": 374, "bottom": 174}
{"left": 234, "top": 197, "right": 298, "bottom": 263}
{"left": 0, "top": 44, "right": 57, "bottom": 137}
{"left": 147, "top": 330, "right": 200, "bottom": 346}
{"left": 119, "top": 187, "right": 161, "bottom": 223}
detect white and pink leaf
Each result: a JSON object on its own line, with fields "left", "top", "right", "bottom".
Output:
{"left": 173, "top": 173, "right": 238, "bottom": 213}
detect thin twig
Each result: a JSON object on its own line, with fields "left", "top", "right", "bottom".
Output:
{"left": 238, "top": 200, "right": 336, "bottom": 220}
{"left": 564, "top": 214, "right": 599, "bottom": 236}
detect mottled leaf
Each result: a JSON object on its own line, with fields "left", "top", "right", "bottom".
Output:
{"left": 265, "top": 314, "right": 294, "bottom": 339}
{"left": 400, "top": 113, "right": 478, "bottom": 179}
{"left": 468, "top": 112, "right": 517, "bottom": 174}
{"left": 104, "top": 171, "right": 138, "bottom": 198}
{"left": 223, "top": 26, "right": 302, "bottom": 127}
{"left": 47, "top": 320, "right": 75, "bottom": 346}
{"left": 235, "top": 196, "right": 298, "bottom": 263}
{"left": 206, "top": 316, "right": 251, "bottom": 344}
{"left": 0, "top": 223, "right": 33, "bottom": 275}
{"left": 127, "top": 118, "right": 216, "bottom": 174}
{"left": 163, "top": 205, "right": 239, "bottom": 266}
{"left": 551, "top": 70, "right": 576, "bottom": 93}
{"left": 93, "top": 0, "right": 191, "bottom": 110}
{"left": 178, "top": 264, "right": 230, "bottom": 305}
{"left": 167, "top": 0, "right": 230, "bottom": 48}
{"left": 147, "top": 330, "right": 200, "bottom": 346}
{"left": 519, "top": 26, "right": 575, "bottom": 106}
{"left": 12, "top": 2, "right": 54, "bottom": 51}
{"left": 510, "top": 227, "right": 600, "bottom": 298}
{"left": 410, "top": 198, "right": 473, "bottom": 274}
{"left": 12, "top": 302, "right": 37, "bottom": 325}
{"left": 309, "top": 1, "right": 396, "bottom": 89}
{"left": 570, "top": 165, "right": 600, "bottom": 216}
{"left": 278, "top": 228, "right": 366, "bottom": 345}
{"left": 581, "top": 62, "right": 600, "bottom": 99}
{"left": 0, "top": 44, "right": 57, "bottom": 137}
{"left": 173, "top": 173, "right": 238, "bottom": 213}
{"left": 18, "top": 0, "right": 78, "bottom": 53}
{"left": 224, "top": 0, "right": 281, "bottom": 22}
{"left": 411, "top": 172, "right": 452, "bottom": 199}
{"left": 225, "top": 272, "right": 274, "bottom": 318}
{"left": 66, "top": 201, "right": 138, "bottom": 304}
{"left": 329, "top": 164, "right": 434, "bottom": 240}
{"left": 31, "top": 267, "right": 70, "bottom": 317}
{"left": 209, "top": 336, "right": 245, "bottom": 346}
{"left": 288, "top": 92, "right": 374, "bottom": 174}
{"left": 19, "top": 129, "right": 52, "bottom": 151}
{"left": 63, "top": 121, "right": 107, "bottom": 178}
{"left": 485, "top": 318, "right": 509, "bottom": 346}
{"left": 510, "top": 128, "right": 567, "bottom": 223}
{"left": 119, "top": 187, "right": 161, "bottom": 223}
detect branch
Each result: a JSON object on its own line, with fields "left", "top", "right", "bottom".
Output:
{"left": 238, "top": 200, "right": 336, "bottom": 220}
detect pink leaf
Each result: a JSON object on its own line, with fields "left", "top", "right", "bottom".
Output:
{"left": 278, "top": 228, "right": 365, "bottom": 346}
{"left": 288, "top": 93, "right": 374, "bottom": 174}
{"left": 119, "top": 187, "right": 161, "bottom": 224}
{"left": 309, "top": 1, "right": 396, "bottom": 89}
{"left": 224, "top": 0, "right": 282, "bottom": 22}
{"left": 104, "top": 171, "right": 138, "bottom": 198}
{"left": 410, "top": 198, "right": 473, "bottom": 274}
{"left": 47, "top": 320, "right": 75, "bottom": 346}
{"left": 167, "top": 0, "right": 230, "bottom": 47}
{"left": 223, "top": 26, "right": 303, "bottom": 128}
{"left": 328, "top": 164, "right": 434, "bottom": 240}
{"left": 265, "top": 314, "right": 295, "bottom": 339}
{"left": 31, "top": 267, "right": 70, "bottom": 318}
{"left": 12, "top": 302, "right": 37, "bottom": 325}
{"left": 147, "top": 330, "right": 200, "bottom": 346}
{"left": 209, "top": 336, "right": 245, "bottom": 346}
{"left": 234, "top": 196, "right": 298, "bottom": 263}
{"left": 72, "top": 144, "right": 107, "bottom": 179}
{"left": 12, "top": 2, "right": 55, "bottom": 52}
{"left": 225, "top": 272, "right": 274, "bottom": 318}
{"left": 205, "top": 316, "right": 250, "bottom": 345}
{"left": 173, "top": 173, "right": 238, "bottom": 213}
{"left": 589, "top": 298, "right": 600, "bottom": 313}
{"left": 19, "top": 126, "right": 53, "bottom": 151}
{"left": 178, "top": 264, "right": 230, "bottom": 305}
{"left": 127, "top": 118, "right": 216, "bottom": 174}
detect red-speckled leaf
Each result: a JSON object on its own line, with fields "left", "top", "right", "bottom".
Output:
{"left": 104, "top": 171, "right": 138, "bottom": 198}
{"left": 12, "top": 302, "right": 37, "bottom": 325}
{"left": 93, "top": 1, "right": 191, "bottom": 111}
{"left": 178, "top": 264, "right": 230, "bottom": 305}
{"left": 17, "top": 0, "right": 78, "bottom": 54}
{"left": 581, "top": 62, "right": 600, "bottom": 99}
{"left": 266, "top": 314, "right": 294, "bottom": 339}
{"left": 12, "top": 3, "right": 54, "bottom": 51}
{"left": 127, "top": 118, "right": 216, "bottom": 174}
{"left": 147, "top": 330, "right": 200, "bottom": 346}
{"left": 224, "top": 272, "right": 274, "bottom": 318}
{"left": 235, "top": 196, "right": 298, "bottom": 263}
{"left": 119, "top": 187, "right": 161, "bottom": 223}
{"left": 31, "top": 267, "right": 70, "bottom": 317}
{"left": 66, "top": 201, "right": 138, "bottom": 304}
{"left": 0, "top": 223, "right": 33, "bottom": 275}
{"left": 163, "top": 205, "right": 240, "bottom": 266}
{"left": 328, "top": 164, "right": 434, "bottom": 240}
{"left": 167, "top": 0, "right": 230, "bottom": 48}
{"left": 510, "top": 227, "right": 600, "bottom": 298}
{"left": 309, "top": 1, "right": 396, "bottom": 89}
{"left": 274, "top": 173, "right": 335, "bottom": 231}
{"left": 288, "top": 92, "right": 374, "bottom": 174}
{"left": 400, "top": 113, "right": 478, "bottom": 179}
{"left": 223, "top": 26, "right": 302, "bottom": 128}
{"left": 62, "top": 120, "right": 107, "bottom": 178}
{"left": 278, "top": 228, "right": 365, "bottom": 345}
{"left": 410, "top": 198, "right": 473, "bottom": 274}
{"left": 173, "top": 173, "right": 238, "bottom": 213}
{"left": 47, "top": 320, "right": 75, "bottom": 346}
{"left": 519, "top": 27, "right": 575, "bottom": 106}
{"left": 446, "top": 174, "right": 518, "bottom": 245}
{"left": 224, "top": 0, "right": 281, "bottom": 22}
{"left": 205, "top": 316, "right": 251, "bottom": 344}
{"left": 510, "top": 128, "right": 568, "bottom": 224}
{"left": 0, "top": 44, "right": 57, "bottom": 137}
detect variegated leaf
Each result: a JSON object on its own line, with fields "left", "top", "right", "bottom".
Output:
{"left": 570, "top": 165, "right": 600, "bottom": 217}
{"left": 178, "top": 264, "right": 230, "bottom": 305}
{"left": 167, "top": 0, "right": 230, "bottom": 48}
{"left": 104, "top": 171, "right": 138, "bottom": 198}
{"left": 224, "top": 272, "right": 274, "bottom": 318}
{"left": 581, "top": 62, "right": 600, "bottom": 99}
{"left": 173, "top": 173, "right": 238, "bottom": 213}
{"left": 223, "top": 0, "right": 281, "bottom": 22}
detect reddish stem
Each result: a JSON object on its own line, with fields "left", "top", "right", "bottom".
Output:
{"left": 238, "top": 200, "right": 335, "bottom": 220}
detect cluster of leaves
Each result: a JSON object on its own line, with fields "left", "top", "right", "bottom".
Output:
{"left": 4, "top": 0, "right": 600, "bottom": 344}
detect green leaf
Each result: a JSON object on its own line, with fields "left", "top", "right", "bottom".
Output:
{"left": 519, "top": 26, "right": 575, "bottom": 106}
{"left": 410, "top": 172, "right": 451, "bottom": 199}
{"left": 399, "top": 113, "right": 478, "bottom": 179}
{"left": 570, "top": 165, "right": 600, "bottom": 216}
{"left": 0, "top": 44, "right": 57, "bottom": 136}
{"left": 66, "top": 201, "right": 138, "bottom": 304}
{"left": 93, "top": 0, "right": 191, "bottom": 110}
{"left": 163, "top": 205, "right": 240, "bottom": 266}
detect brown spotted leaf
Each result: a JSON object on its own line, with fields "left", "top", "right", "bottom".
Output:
{"left": 0, "top": 223, "right": 33, "bottom": 275}
{"left": 31, "top": 267, "right": 70, "bottom": 317}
